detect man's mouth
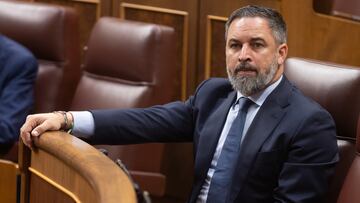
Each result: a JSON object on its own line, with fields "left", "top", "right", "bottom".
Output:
{"left": 236, "top": 69, "right": 257, "bottom": 77}
{"left": 234, "top": 63, "right": 257, "bottom": 77}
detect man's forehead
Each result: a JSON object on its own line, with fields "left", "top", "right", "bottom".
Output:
{"left": 228, "top": 17, "right": 271, "bottom": 32}
{"left": 227, "top": 17, "right": 274, "bottom": 41}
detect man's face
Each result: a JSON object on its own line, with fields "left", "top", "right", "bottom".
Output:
{"left": 226, "top": 17, "right": 287, "bottom": 96}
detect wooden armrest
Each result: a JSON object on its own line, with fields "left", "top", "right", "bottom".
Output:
{"left": 19, "top": 131, "right": 136, "bottom": 203}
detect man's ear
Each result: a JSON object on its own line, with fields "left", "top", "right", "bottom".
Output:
{"left": 277, "top": 43, "right": 288, "bottom": 65}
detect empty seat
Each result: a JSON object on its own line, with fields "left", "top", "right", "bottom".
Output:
{"left": 70, "top": 17, "right": 176, "bottom": 197}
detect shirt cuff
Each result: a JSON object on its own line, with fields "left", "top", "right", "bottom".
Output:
{"left": 70, "top": 111, "right": 95, "bottom": 138}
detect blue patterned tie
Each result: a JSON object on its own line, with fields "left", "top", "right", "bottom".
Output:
{"left": 207, "top": 97, "right": 253, "bottom": 203}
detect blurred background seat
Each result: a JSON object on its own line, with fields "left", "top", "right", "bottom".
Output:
{"left": 284, "top": 57, "right": 360, "bottom": 203}
{"left": 0, "top": 0, "right": 81, "bottom": 114}
{"left": 70, "top": 17, "right": 179, "bottom": 201}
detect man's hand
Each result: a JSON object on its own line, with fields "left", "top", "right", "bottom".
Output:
{"left": 20, "top": 112, "right": 71, "bottom": 148}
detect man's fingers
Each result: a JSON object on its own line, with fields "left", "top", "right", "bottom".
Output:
{"left": 21, "top": 131, "right": 33, "bottom": 148}
{"left": 19, "top": 113, "right": 64, "bottom": 149}
{"left": 20, "top": 115, "right": 38, "bottom": 148}
{"left": 31, "top": 120, "right": 54, "bottom": 137}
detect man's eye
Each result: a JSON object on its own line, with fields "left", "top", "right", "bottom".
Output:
{"left": 230, "top": 43, "right": 240, "bottom": 48}
{"left": 252, "top": 43, "right": 264, "bottom": 48}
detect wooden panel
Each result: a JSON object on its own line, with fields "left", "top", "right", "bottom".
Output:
{"left": 283, "top": 0, "right": 360, "bottom": 67}
{"left": 19, "top": 140, "right": 31, "bottom": 203}
{"left": 204, "top": 15, "right": 227, "bottom": 79}
{"left": 0, "top": 160, "right": 18, "bottom": 203}
{"left": 35, "top": 0, "right": 101, "bottom": 56}
{"left": 29, "top": 170, "right": 76, "bottom": 203}
{"left": 29, "top": 149, "right": 96, "bottom": 202}
{"left": 119, "top": 3, "right": 188, "bottom": 100}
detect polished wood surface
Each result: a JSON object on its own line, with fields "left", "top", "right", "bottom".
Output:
{"left": 19, "top": 132, "right": 137, "bottom": 203}
{"left": 0, "top": 159, "right": 18, "bottom": 203}
{"left": 33, "top": 0, "right": 102, "bottom": 59}
{"left": 283, "top": 0, "right": 360, "bottom": 66}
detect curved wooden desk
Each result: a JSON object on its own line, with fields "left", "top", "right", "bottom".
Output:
{"left": 19, "top": 131, "right": 136, "bottom": 203}
{"left": 0, "top": 159, "right": 18, "bottom": 203}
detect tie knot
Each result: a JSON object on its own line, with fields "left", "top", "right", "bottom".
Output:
{"left": 237, "top": 97, "right": 253, "bottom": 112}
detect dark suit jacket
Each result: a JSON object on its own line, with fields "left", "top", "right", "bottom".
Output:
{"left": 91, "top": 77, "right": 339, "bottom": 203}
{"left": 0, "top": 35, "right": 37, "bottom": 145}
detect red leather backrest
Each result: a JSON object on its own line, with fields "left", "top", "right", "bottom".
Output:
{"left": 285, "top": 57, "right": 360, "bottom": 139}
{"left": 71, "top": 17, "right": 176, "bottom": 110}
{"left": 0, "top": 1, "right": 81, "bottom": 112}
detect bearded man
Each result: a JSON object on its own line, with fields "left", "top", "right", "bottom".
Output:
{"left": 21, "top": 5, "right": 338, "bottom": 203}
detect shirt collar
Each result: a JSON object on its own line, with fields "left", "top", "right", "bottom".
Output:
{"left": 236, "top": 75, "right": 283, "bottom": 107}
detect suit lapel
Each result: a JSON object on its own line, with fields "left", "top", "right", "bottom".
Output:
{"left": 230, "top": 77, "right": 292, "bottom": 200}
{"left": 193, "top": 91, "right": 237, "bottom": 188}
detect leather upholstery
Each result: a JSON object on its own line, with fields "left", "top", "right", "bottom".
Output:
{"left": 72, "top": 18, "right": 175, "bottom": 109}
{"left": 71, "top": 17, "right": 176, "bottom": 196}
{"left": 284, "top": 57, "right": 360, "bottom": 203}
{"left": 337, "top": 117, "right": 360, "bottom": 203}
{"left": 0, "top": 0, "right": 81, "bottom": 113}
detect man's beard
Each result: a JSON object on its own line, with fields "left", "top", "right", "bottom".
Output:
{"left": 227, "top": 57, "right": 279, "bottom": 96}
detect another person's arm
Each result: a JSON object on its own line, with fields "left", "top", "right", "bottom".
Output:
{"left": 0, "top": 47, "right": 37, "bottom": 145}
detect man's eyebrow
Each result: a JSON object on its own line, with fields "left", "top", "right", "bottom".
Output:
{"left": 250, "top": 37, "right": 266, "bottom": 43}
{"left": 228, "top": 38, "right": 240, "bottom": 43}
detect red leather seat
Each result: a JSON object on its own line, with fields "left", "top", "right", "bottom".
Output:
{"left": 70, "top": 17, "right": 176, "bottom": 197}
{"left": 337, "top": 117, "right": 360, "bottom": 203}
{"left": 284, "top": 57, "right": 360, "bottom": 203}
{"left": 0, "top": 0, "right": 81, "bottom": 113}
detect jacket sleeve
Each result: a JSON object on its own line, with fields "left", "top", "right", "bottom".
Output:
{"left": 0, "top": 54, "right": 37, "bottom": 144}
{"left": 89, "top": 100, "right": 196, "bottom": 144}
{"left": 88, "top": 79, "right": 216, "bottom": 145}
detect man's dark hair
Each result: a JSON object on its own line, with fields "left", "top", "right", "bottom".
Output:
{"left": 225, "top": 5, "right": 287, "bottom": 44}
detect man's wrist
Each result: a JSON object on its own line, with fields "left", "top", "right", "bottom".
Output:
{"left": 53, "top": 111, "right": 74, "bottom": 133}
{"left": 66, "top": 112, "right": 74, "bottom": 134}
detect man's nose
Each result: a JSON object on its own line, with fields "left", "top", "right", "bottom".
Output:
{"left": 238, "top": 44, "right": 251, "bottom": 62}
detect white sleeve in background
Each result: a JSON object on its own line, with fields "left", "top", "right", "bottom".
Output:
{"left": 70, "top": 111, "right": 95, "bottom": 138}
